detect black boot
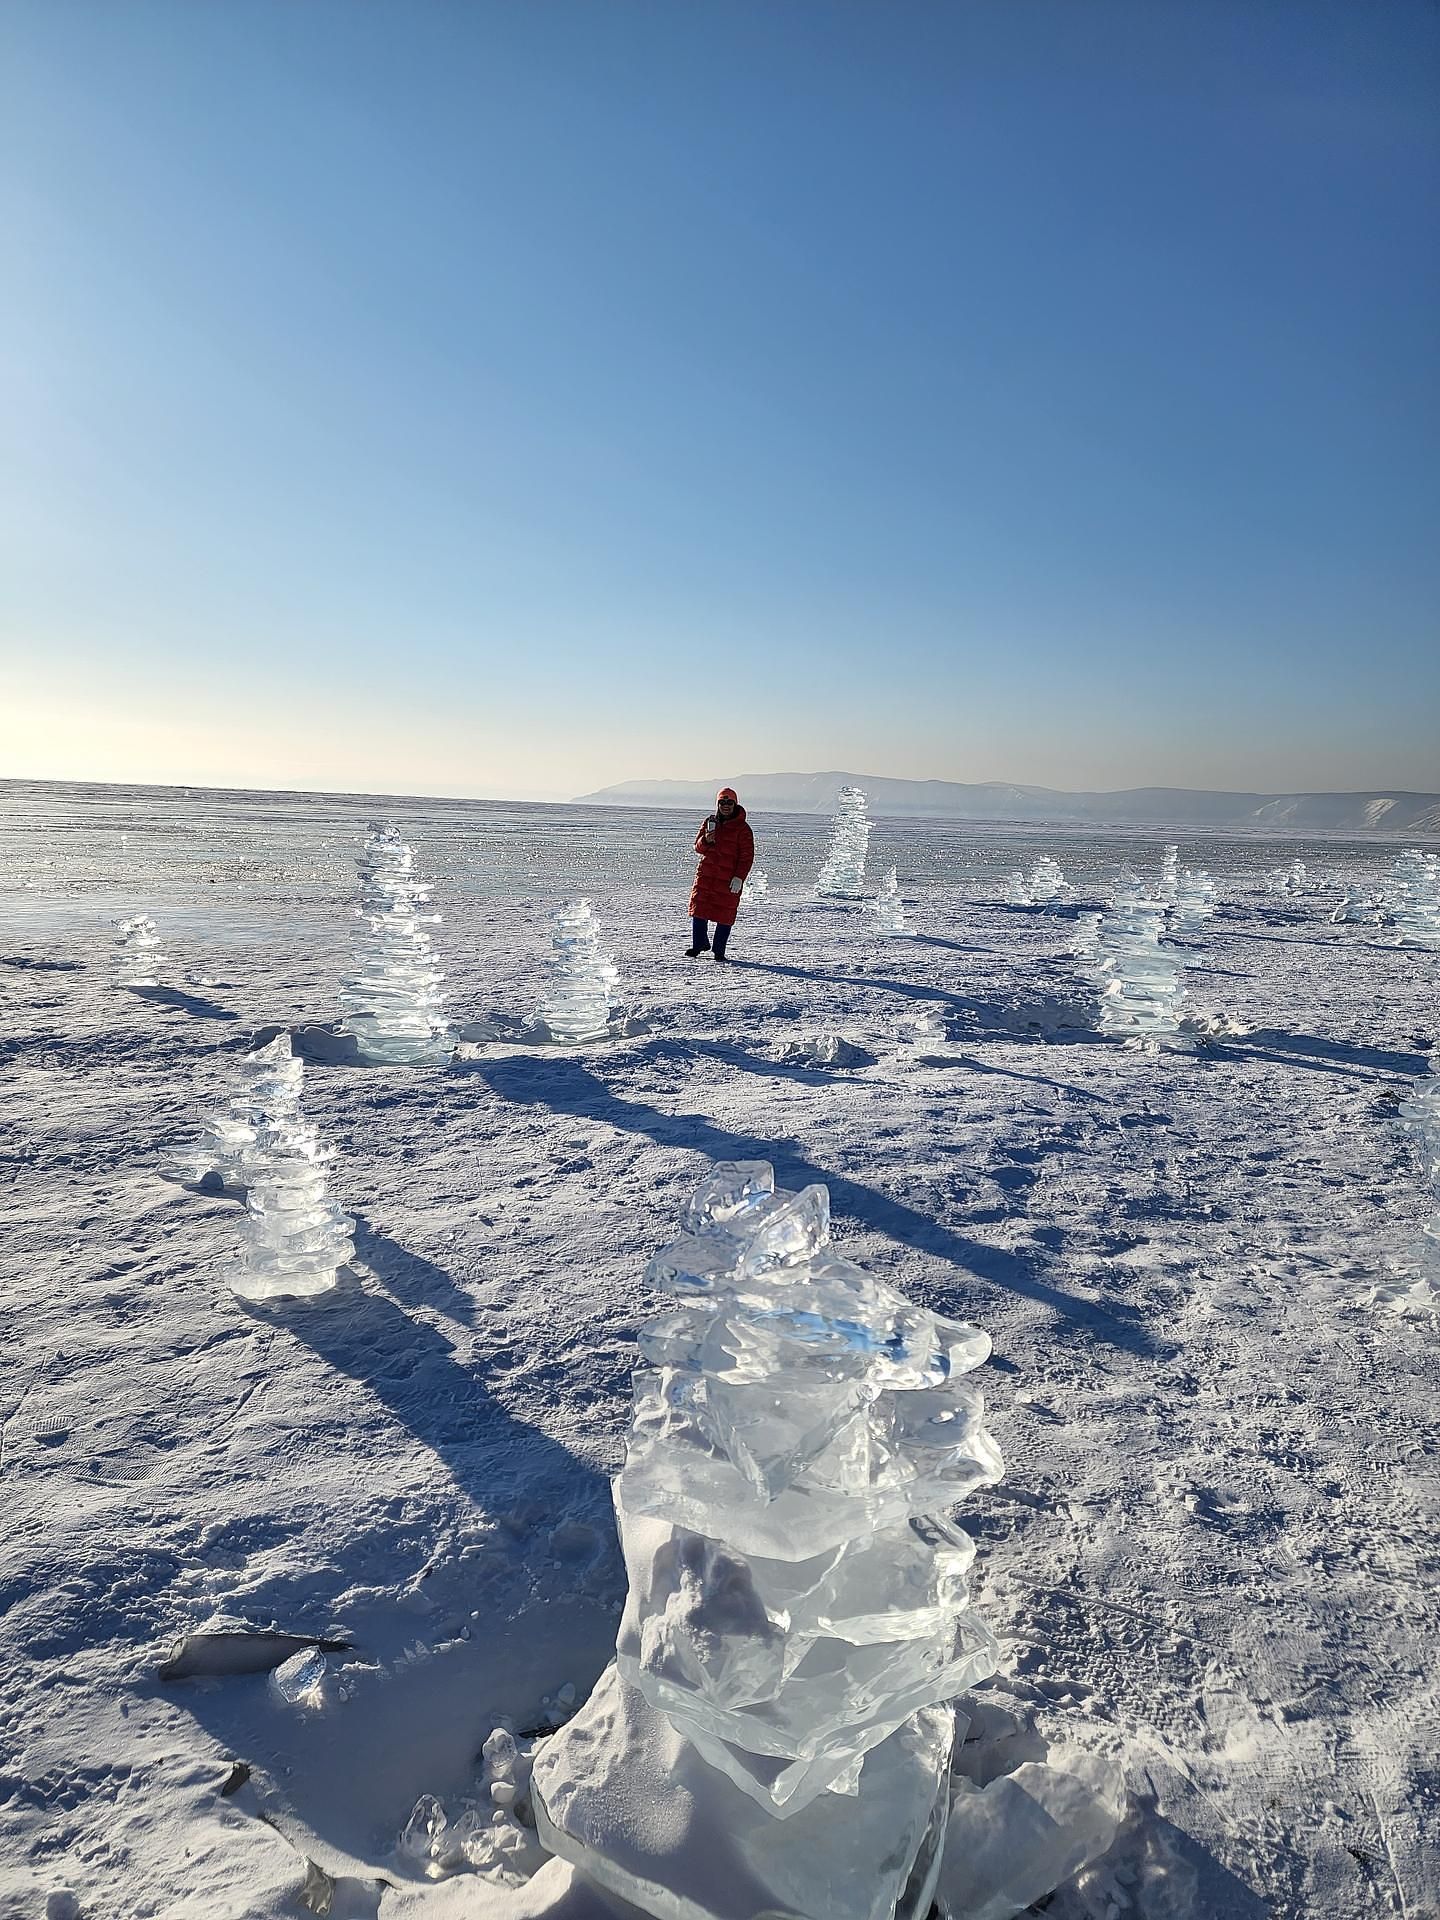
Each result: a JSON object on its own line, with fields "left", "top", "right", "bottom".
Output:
{"left": 684, "top": 941, "right": 711, "bottom": 957}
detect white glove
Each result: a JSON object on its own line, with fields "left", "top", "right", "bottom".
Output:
{"left": 729, "top": 877, "right": 743, "bottom": 894}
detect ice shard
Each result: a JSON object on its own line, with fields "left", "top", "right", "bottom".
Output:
{"left": 816, "top": 786, "right": 872, "bottom": 898}
{"left": 1171, "top": 868, "right": 1217, "bottom": 936}
{"left": 540, "top": 899, "right": 620, "bottom": 1043}
{"left": 872, "top": 866, "right": 915, "bottom": 937}
{"left": 747, "top": 868, "right": 770, "bottom": 900}
{"left": 115, "top": 915, "right": 167, "bottom": 987}
{"left": 160, "top": 1032, "right": 304, "bottom": 1190}
{"left": 1078, "top": 881, "right": 1185, "bottom": 1049}
{"left": 1387, "top": 848, "right": 1440, "bottom": 950}
{"left": 531, "top": 1161, "right": 1001, "bottom": 1920}
{"left": 1003, "top": 869, "right": 1034, "bottom": 907}
{"left": 338, "top": 823, "right": 452, "bottom": 1066}
{"left": 231, "top": 1038, "right": 353, "bottom": 1300}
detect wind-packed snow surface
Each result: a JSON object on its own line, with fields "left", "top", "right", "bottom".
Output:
{"left": 1, "top": 779, "right": 1438, "bottom": 1920}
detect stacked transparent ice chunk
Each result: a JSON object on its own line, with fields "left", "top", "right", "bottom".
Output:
{"left": 1078, "top": 883, "right": 1185, "bottom": 1048}
{"left": 533, "top": 1161, "right": 1001, "bottom": 1920}
{"left": 338, "top": 823, "right": 452, "bottom": 1066}
{"left": 747, "top": 867, "right": 770, "bottom": 900}
{"left": 1330, "top": 888, "right": 1383, "bottom": 925}
{"left": 1387, "top": 848, "right": 1440, "bottom": 950}
{"left": 1171, "top": 868, "right": 1217, "bottom": 936}
{"left": 540, "top": 899, "right": 620, "bottom": 1043}
{"left": 1156, "top": 845, "right": 1180, "bottom": 906}
{"left": 871, "top": 866, "right": 915, "bottom": 937}
{"left": 816, "top": 786, "right": 872, "bottom": 898}
{"left": 1004, "top": 857, "right": 1069, "bottom": 908}
{"left": 161, "top": 1032, "right": 303, "bottom": 1190}
{"left": 116, "top": 914, "right": 167, "bottom": 987}
{"left": 231, "top": 1037, "right": 353, "bottom": 1300}
{"left": 1264, "top": 860, "right": 1308, "bottom": 898}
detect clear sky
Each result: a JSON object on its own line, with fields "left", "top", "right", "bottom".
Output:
{"left": 2, "top": 0, "right": 1437, "bottom": 801}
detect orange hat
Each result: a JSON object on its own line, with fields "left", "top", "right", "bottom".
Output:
{"left": 717, "top": 787, "right": 738, "bottom": 803}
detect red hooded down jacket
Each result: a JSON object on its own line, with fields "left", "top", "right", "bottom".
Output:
{"left": 688, "top": 789, "right": 755, "bottom": 927}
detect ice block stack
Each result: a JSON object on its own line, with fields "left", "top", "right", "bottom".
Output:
{"left": 1079, "top": 881, "right": 1186, "bottom": 1049}
{"left": 540, "top": 899, "right": 620, "bottom": 1043}
{"left": 872, "top": 866, "right": 915, "bottom": 937}
{"left": 161, "top": 1032, "right": 302, "bottom": 1190}
{"left": 231, "top": 1037, "right": 353, "bottom": 1301}
{"left": 816, "top": 786, "right": 872, "bottom": 898}
{"left": 532, "top": 1160, "right": 1002, "bottom": 1920}
{"left": 338, "top": 822, "right": 452, "bottom": 1066}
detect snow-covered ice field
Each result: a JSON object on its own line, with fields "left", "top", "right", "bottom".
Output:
{"left": 1, "top": 779, "right": 1437, "bottom": 1920}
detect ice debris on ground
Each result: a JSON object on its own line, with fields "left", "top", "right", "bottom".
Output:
{"left": 746, "top": 867, "right": 770, "bottom": 899}
{"left": 937, "top": 1746, "right": 1126, "bottom": 1920}
{"left": 160, "top": 1030, "right": 303, "bottom": 1189}
{"left": 540, "top": 899, "right": 621, "bottom": 1043}
{"left": 1078, "top": 885, "right": 1185, "bottom": 1050}
{"left": 115, "top": 914, "right": 166, "bottom": 987}
{"left": 871, "top": 866, "right": 915, "bottom": 937}
{"left": 532, "top": 1159, "right": 1001, "bottom": 1920}
{"left": 1264, "top": 860, "right": 1309, "bottom": 897}
{"left": 1387, "top": 847, "right": 1440, "bottom": 950}
{"left": 338, "top": 821, "right": 453, "bottom": 1066}
{"left": 1171, "top": 867, "right": 1217, "bottom": 935}
{"left": 1004, "top": 856, "right": 1070, "bottom": 909}
{"left": 396, "top": 1729, "right": 549, "bottom": 1887}
{"left": 270, "top": 1646, "right": 329, "bottom": 1708}
{"left": 816, "top": 785, "right": 872, "bottom": 898}
{"left": 776, "top": 1032, "right": 873, "bottom": 1069}
{"left": 231, "top": 1037, "right": 354, "bottom": 1300}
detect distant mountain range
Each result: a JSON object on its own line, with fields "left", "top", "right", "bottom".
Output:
{"left": 574, "top": 773, "right": 1440, "bottom": 836}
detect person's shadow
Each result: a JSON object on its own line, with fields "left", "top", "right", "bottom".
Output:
{"left": 463, "top": 1054, "right": 1166, "bottom": 1359}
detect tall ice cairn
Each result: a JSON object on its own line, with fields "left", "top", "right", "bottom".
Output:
{"left": 816, "top": 785, "right": 872, "bottom": 898}
{"left": 531, "top": 1162, "right": 1002, "bottom": 1920}
{"left": 339, "top": 823, "right": 452, "bottom": 1066}
{"left": 115, "top": 915, "right": 167, "bottom": 987}
{"left": 1387, "top": 848, "right": 1440, "bottom": 951}
{"left": 1004, "top": 856, "right": 1070, "bottom": 908}
{"left": 541, "top": 899, "right": 620, "bottom": 1042}
{"left": 231, "top": 1035, "right": 353, "bottom": 1300}
{"left": 1078, "top": 881, "right": 1185, "bottom": 1049}
{"left": 161, "top": 1031, "right": 303, "bottom": 1190}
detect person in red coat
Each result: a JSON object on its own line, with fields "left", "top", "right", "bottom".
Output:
{"left": 686, "top": 787, "right": 755, "bottom": 962}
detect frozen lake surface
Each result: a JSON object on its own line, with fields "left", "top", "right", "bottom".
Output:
{"left": 1, "top": 779, "right": 1436, "bottom": 1919}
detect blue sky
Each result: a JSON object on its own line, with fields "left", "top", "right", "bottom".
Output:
{"left": 2, "top": 0, "right": 1437, "bottom": 799}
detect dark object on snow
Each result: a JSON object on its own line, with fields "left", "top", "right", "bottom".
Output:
{"left": 158, "top": 1628, "right": 352, "bottom": 1680}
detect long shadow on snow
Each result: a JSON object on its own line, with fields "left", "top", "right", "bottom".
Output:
{"left": 1214, "top": 1029, "right": 1427, "bottom": 1082}
{"left": 923, "top": 1052, "right": 1108, "bottom": 1101}
{"left": 732, "top": 958, "right": 1104, "bottom": 1044}
{"left": 681, "top": 1037, "right": 874, "bottom": 1087}
{"left": 249, "top": 1278, "right": 609, "bottom": 1514}
{"left": 128, "top": 983, "right": 239, "bottom": 1021}
{"left": 467, "top": 1054, "right": 1167, "bottom": 1361}
{"left": 351, "top": 1212, "right": 481, "bottom": 1328}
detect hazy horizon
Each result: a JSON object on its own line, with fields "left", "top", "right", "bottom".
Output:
{"left": 3, "top": 1, "right": 1437, "bottom": 798}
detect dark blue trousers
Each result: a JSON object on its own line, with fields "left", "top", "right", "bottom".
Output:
{"left": 691, "top": 917, "right": 731, "bottom": 957}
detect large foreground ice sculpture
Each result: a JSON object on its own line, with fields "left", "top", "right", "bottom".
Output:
{"left": 531, "top": 1162, "right": 1002, "bottom": 1920}
{"left": 1387, "top": 848, "right": 1440, "bottom": 950}
{"left": 872, "top": 866, "right": 915, "bottom": 937}
{"left": 1078, "top": 884, "right": 1185, "bottom": 1048}
{"left": 161, "top": 1032, "right": 303, "bottom": 1190}
{"left": 116, "top": 915, "right": 167, "bottom": 987}
{"left": 338, "top": 823, "right": 452, "bottom": 1066}
{"left": 816, "top": 786, "right": 872, "bottom": 898}
{"left": 540, "top": 899, "right": 620, "bottom": 1042}
{"left": 232, "top": 1037, "right": 353, "bottom": 1300}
